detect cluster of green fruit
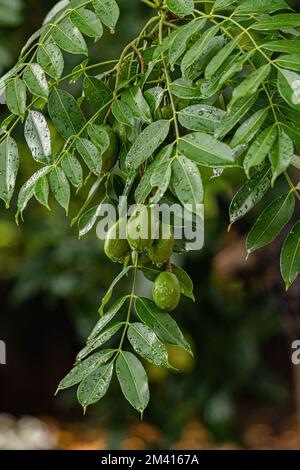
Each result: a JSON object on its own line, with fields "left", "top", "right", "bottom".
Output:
{"left": 104, "top": 205, "right": 181, "bottom": 312}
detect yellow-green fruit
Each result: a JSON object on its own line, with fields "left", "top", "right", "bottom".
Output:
{"left": 102, "top": 125, "right": 119, "bottom": 172}
{"left": 104, "top": 218, "right": 131, "bottom": 263}
{"left": 152, "top": 272, "right": 181, "bottom": 312}
{"left": 127, "top": 206, "right": 157, "bottom": 252}
{"left": 113, "top": 120, "right": 127, "bottom": 144}
{"left": 147, "top": 224, "right": 174, "bottom": 265}
{"left": 167, "top": 345, "right": 194, "bottom": 372}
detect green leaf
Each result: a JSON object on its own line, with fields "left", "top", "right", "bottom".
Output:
{"left": 153, "top": 30, "right": 178, "bottom": 60}
{"left": 169, "top": 78, "right": 202, "bottom": 100}
{"left": 200, "top": 51, "right": 254, "bottom": 99}
{"left": 77, "top": 362, "right": 114, "bottom": 409}
{"left": 169, "top": 18, "right": 206, "bottom": 66}
{"left": 71, "top": 8, "right": 103, "bottom": 38}
{"left": 185, "top": 36, "right": 225, "bottom": 81}
{"left": 122, "top": 86, "right": 152, "bottom": 124}
{"left": 17, "top": 166, "right": 51, "bottom": 213}
{"left": 278, "top": 68, "right": 300, "bottom": 112}
{"left": 246, "top": 192, "right": 295, "bottom": 255}
{"left": 244, "top": 126, "right": 278, "bottom": 176}
{"left": 24, "top": 111, "right": 51, "bottom": 164}
{"left": 144, "top": 87, "right": 164, "bottom": 115}
{"left": 278, "top": 105, "right": 300, "bottom": 124}
{"left": 34, "top": 175, "right": 49, "bottom": 209}
{"left": 43, "top": 0, "right": 69, "bottom": 25}
{"left": 78, "top": 205, "right": 102, "bottom": 238}
{"left": 116, "top": 351, "right": 150, "bottom": 414}
{"left": 4, "top": 78, "right": 26, "bottom": 118}
{"left": 52, "top": 17, "right": 88, "bottom": 55}
{"left": 217, "top": 51, "right": 255, "bottom": 90}
{"left": 93, "top": 0, "right": 120, "bottom": 33}
{"left": 77, "top": 323, "right": 122, "bottom": 361}
{"left": 205, "top": 35, "right": 241, "bottom": 79}
{"left": 135, "top": 298, "right": 192, "bottom": 355}
{"left": 88, "top": 297, "right": 127, "bottom": 343}
{"left": 280, "top": 220, "right": 300, "bottom": 289}
{"left": 57, "top": 349, "right": 115, "bottom": 391}
{"left": 231, "top": 108, "right": 268, "bottom": 148}
{"left": 23, "top": 63, "right": 49, "bottom": 99}
{"left": 181, "top": 24, "right": 220, "bottom": 78}
{"left": 234, "top": 0, "right": 289, "bottom": 15}
{"left": 165, "top": 0, "right": 194, "bottom": 17}
{"left": 291, "top": 154, "right": 300, "bottom": 170}
{"left": 0, "top": 64, "right": 24, "bottom": 96}
{"left": 178, "top": 132, "right": 235, "bottom": 167}
{"left": 112, "top": 100, "right": 135, "bottom": 127}
{"left": 49, "top": 166, "right": 70, "bottom": 214}
{"left": 20, "top": 27, "right": 46, "bottom": 57}
{"left": 172, "top": 265, "right": 195, "bottom": 301}
{"left": 125, "top": 120, "right": 170, "bottom": 172}
{"left": 282, "top": 122, "right": 300, "bottom": 148}
{"left": 269, "top": 130, "right": 293, "bottom": 184}
{"left": 76, "top": 138, "right": 101, "bottom": 176}
{"left": 87, "top": 124, "right": 109, "bottom": 151}
{"left": 252, "top": 14, "right": 300, "bottom": 31}
{"left": 229, "top": 64, "right": 271, "bottom": 110}
{"left": 172, "top": 155, "right": 203, "bottom": 214}
{"left": 214, "top": 0, "right": 237, "bottom": 10}
{"left": 275, "top": 55, "right": 300, "bottom": 72}
{"left": 215, "top": 93, "right": 259, "bottom": 139}
{"left": 83, "top": 76, "right": 112, "bottom": 118}
{"left": 178, "top": 104, "right": 225, "bottom": 134}
{"left": 48, "top": 89, "right": 86, "bottom": 140}
{"left": 0, "top": 136, "right": 19, "bottom": 208}
{"left": 135, "top": 145, "right": 173, "bottom": 204}
{"left": 263, "top": 40, "right": 300, "bottom": 55}
{"left": 229, "top": 165, "right": 272, "bottom": 224}
{"left": 61, "top": 153, "right": 83, "bottom": 189}
{"left": 128, "top": 323, "right": 170, "bottom": 368}
{"left": 98, "top": 266, "right": 133, "bottom": 316}
{"left": 37, "top": 43, "right": 64, "bottom": 80}
{"left": 150, "top": 160, "right": 172, "bottom": 204}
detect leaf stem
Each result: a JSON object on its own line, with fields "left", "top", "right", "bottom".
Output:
{"left": 141, "top": 0, "right": 158, "bottom": 9}
{"left": 159, "top": 14, "right": 180, "bottom": 140}
{"left": 116, "top": 256, "right": 139, "bottom": 355}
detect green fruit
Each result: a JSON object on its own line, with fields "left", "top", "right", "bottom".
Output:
{"left": 104, "top": 218, "right": 131, "bottom": 263}
{"left": 113, "top": 120, "right": 128, "bottom": 144}
{"left": 127, "top": 206, "right": 157, "bottom": 252}
{"left": 152, "top": 272, "right": 181, "bottom": 312}
{"left": 101, "top": 124, "right": 119, "bottom": 172}
{"left": 161, "top": 105, "right": 173, "bottom": 119}
{"left": 147, "top": 223, "right": 174, "bottom": 265}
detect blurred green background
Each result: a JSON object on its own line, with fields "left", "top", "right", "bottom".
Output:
{"left": 0, "top": 0, "right": 300, "bottom": 450}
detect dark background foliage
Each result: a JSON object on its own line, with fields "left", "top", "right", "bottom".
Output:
{"left": 0, "top": 0, "right": 300, "bottom": 449}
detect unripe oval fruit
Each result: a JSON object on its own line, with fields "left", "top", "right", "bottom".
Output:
{"left": 147, "top": 223, "right": 174, "bottom": 265}
{"left": 104, "top": 218, "right": 131, "bottom": 263}
{"left": 152, "top": 271, "right": 181, "bottom": 312}
{"left": 127, "top": 206, "right": 157, "bottom": 252}
{"left": 101, "top": 125, "right": 119, "bottom": 172}
{"left": 113, "top": 120, "right": 127, "bottom": 144}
